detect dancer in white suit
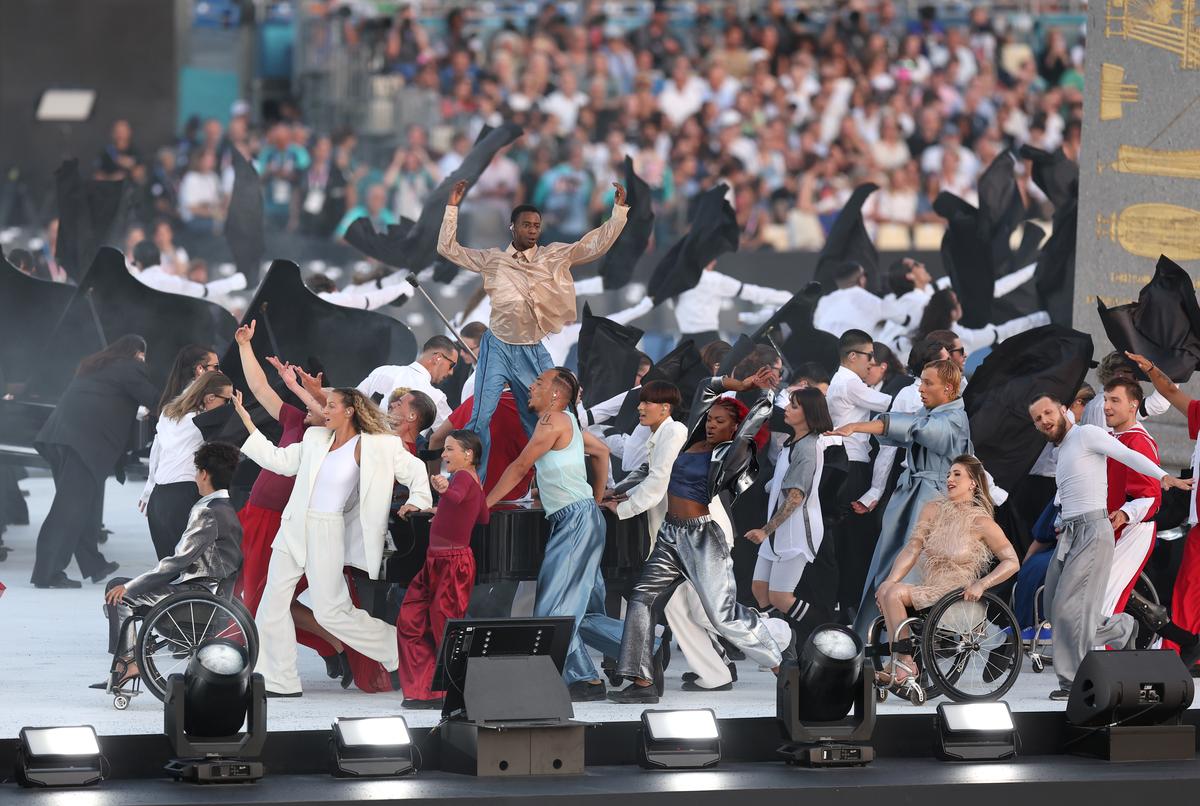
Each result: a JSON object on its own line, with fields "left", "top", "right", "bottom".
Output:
{"left": 233, "top": 387, "right": 432, "bottom": 696}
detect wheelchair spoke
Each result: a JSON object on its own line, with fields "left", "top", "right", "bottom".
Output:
{"left": 189, "top": 603, "right": 198, "bottom": 647}
{"left": 166, "top": 612, "right": 193, "bottom": 651}
{"left": 199, "top": 605, "right": 218, "bottom": 643}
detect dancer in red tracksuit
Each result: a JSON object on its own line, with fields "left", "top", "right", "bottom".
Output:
{"left": 1099, "top": 378, "right": 1161, "bottom": 617}
{"left": 396, "top": 429, "right": 488, "bottom": 708}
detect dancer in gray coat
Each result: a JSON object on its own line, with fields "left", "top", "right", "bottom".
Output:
{"left": 828, "top": 359, "right": 972, "bottom": 636}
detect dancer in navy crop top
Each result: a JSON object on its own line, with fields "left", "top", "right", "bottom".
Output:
{"left": 610, "top": 379, "right": 790, "bottom": 705}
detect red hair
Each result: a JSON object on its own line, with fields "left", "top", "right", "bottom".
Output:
{"left": 708, "top": 397, "right": 768, "bottom": 450}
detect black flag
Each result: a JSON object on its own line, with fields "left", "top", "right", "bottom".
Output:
{"left": 963, "top": 324, "right": 1093, "bottom": 491}
{"left": 610, "top": 338, "right": 710, "bottom": 433}
{"left": 597, "top": 156, "right": 655, "bottom": 291}
{"left": 224, "top": 148, "right": 266, "bottom": 287}
{"left": 749, "top": 281, "right": 841, "bottom": 377}
{"left": 402, "top": 122, "right": 524, "bottom": 280}
{"left": 813, "top": 182, "right": 879, "bottom": 295}
{"left": 647, "top": 184, "right": 739, "bottom": 305}
{"left": 1097, "top": 255, "right": 1200, "bottom": 383}
{"left": 934, "top": 151, "right": 1023, "bottom": 329}
{"left": 1021, "top": 145, "right": 1080, "bottom": 327}
{"left": 577, "top": 303, "right": 645, "bottom": 409}
{"left": 54, "top": 159, "right": 129, "bottom": 282}
{"left": 343, "top": 217, "right": 417, "bottom": 268}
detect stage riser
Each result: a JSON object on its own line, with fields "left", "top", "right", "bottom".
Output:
{"left": 3, "top": 712, "right": 1198, "bottom": 781}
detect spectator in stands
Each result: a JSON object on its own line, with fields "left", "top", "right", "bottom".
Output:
{"left": 334, "top": 183, "right": 397, "bottom": 241}
{"left": 383, "top": 147, "right": 439, "bottom": 222}
{"left": 178, "top": 150, "right": 224, "bottom": 235}
{"left": 95, "top": 119, "right": 141, "bottom": 181}
{"left": 257, "top": 122, "right": 311, "bottom": 231}
{"left": 533, "top": 143, "right": 594, "bottom": 244}
{"left": 152, "top": 219, "right": 189, "bottom": 277}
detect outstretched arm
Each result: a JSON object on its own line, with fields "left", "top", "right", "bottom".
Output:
{"left": 1127, "top": 352, "right": 1193, "bottom": 416}
{"left": 485, "top": 412, "right": 564, "bottom": 507}
{"left": 563, "top": 183, "right": 629, "bottom": 266}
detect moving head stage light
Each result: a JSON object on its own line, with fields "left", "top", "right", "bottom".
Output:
{"left": 164, "top": 638, "right": 267, "bottom": 783}
{"left": 777, "top": 624, "right": 875, "bottom": 767}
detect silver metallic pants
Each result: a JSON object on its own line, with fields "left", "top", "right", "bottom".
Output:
{"left": 104, "top": 577, "right": 211, "bottom": 658}
{"left": 617, "top": 515, "right": 783, "bottom": 681}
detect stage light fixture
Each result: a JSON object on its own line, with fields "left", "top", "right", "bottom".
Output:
{"left": 1066, "top": 649, "right": 1194, "bottom": 761}
{"left": 777, "top": 624, "right": 875, "bottom": 767}
{"left": 935, "top": 702, "right": 1017, "bottom": 761}
{"left": 164, "top": 638, "right": 267, "bottom": 784}
{"left": 15, "top": 726, "right": 104, "bottom": 788}
{"left": 331, "top": 716, "right": 416, "bottom": 777}
{"left": 637, "top": 709, "right": 721, "bottom": 770}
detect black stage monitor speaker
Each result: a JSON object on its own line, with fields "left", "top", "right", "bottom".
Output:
{"left": 1066, "top": 649, "right": 1194, "bottom": 727}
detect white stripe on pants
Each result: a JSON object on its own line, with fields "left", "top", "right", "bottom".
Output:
{"left": 1102, "top": 523, "right": 1155, "bottom": 617}
{"left": 254, "top": 511, "right": 398, "bottom": 694}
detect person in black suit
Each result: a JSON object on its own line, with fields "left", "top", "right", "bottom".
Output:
{"left": 31, "top": 335, "right": 160, "bottom": 588}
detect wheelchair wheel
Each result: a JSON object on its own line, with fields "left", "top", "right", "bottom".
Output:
{"left": 920, "top": 591, "right": 1021, "bottom": 702}
{"left": 1134, "top": 572, "right": 1159, "bottom": 606}
{"left": 136, "top": 592, "right": 259, "bottom": 702}
{"left": 113, "top": 694, "right": 129, "bottom": 711}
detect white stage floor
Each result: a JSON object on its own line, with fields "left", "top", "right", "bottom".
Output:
{"left": 2, "top": 474, "right": 1191, "bottom": 739}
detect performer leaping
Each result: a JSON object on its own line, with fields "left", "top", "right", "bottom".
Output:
{"left": 436, "top": 178, "right": 628, "bottom": 478}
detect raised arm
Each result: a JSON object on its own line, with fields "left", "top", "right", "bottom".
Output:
{"left": 236, "top": 320, "right": 282, "bottom": 420}
{"left": 485, "top": 412, "right": 566, "bottom": 508}
{"left": 233, "top": 391, "right": 305, "bottom": 476}
{"left": 563, "top": 185, "right": 629, "bottom": 266}
{"left": 1127, "top": 352, "right": 1193, "bottom": 416}
{"left": 436, "top": 181, "right": 490, "bottom": 272}
{"left": 265, "top": 357, "right": 324, "bottom": 422}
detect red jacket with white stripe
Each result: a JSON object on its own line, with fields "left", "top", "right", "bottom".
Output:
{"left": 1105, "top": 423, "right": 1161, "bottom": 540}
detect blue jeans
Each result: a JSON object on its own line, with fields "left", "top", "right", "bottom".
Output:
{"left": 467, "top": 330, "right": 553, "bottom": 481}
{"left": 533, "top": 499, "right": 606, "bottom": 685}
{"left": 578, "top": 578, "right": 661, "bottom": 660}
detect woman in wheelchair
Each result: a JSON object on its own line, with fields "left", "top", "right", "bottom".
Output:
{"left": 875, "top": 455, "right": 1019, "bottom": 686}
{"left": 98, "top": 443, "right": 243, "bottom": 693}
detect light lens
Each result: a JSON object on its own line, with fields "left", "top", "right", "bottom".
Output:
{"left": 23, "top": 727, "right": 100, "bottom": 757}
{"left": 335, "top": 717, "right": 412, "bottom": 748}
{"left": 812, "top": 627, "right": 858, "bottom": 661}
{"left": 644, "top": 710, "right": 719, "bottom": 741}
{"left": 940, "top": 702, "right": 1015, "bottom": 733}
{"left": 197, "top": 642, "right": 246, "bottom": 675}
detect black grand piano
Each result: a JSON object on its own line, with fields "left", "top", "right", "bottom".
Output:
{"left": 387, "top": 503, "right": 651, "bottom": 587}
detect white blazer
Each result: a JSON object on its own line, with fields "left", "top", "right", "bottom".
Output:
{"left": 241, "top": 428, "right": 432, "bottom": 580}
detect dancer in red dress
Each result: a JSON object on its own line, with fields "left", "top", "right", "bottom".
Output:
{"left": 396, "top": 429, "right": 489, "bottom": 708}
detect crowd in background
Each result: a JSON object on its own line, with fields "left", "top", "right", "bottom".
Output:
{"left": 7, "top": 1, "right": 1086, "bottom": 290}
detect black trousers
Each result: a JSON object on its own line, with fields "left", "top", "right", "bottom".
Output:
{"left": 835, "top": 461, "right": 877, "bottom": 613}
{"left": 32, "top": 445, "right": 107, "bottom": 584}
{"left": 147, "top": 481, "right": 199, "bottom": 560}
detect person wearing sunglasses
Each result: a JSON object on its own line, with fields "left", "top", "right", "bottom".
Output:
{"left": 140, "top": 371, "right": 234, "bottom": 561}
{"left": 825, "top": 329, "right": 894, "bottom": 618}
{"left": 357, "top": 335, "right": 458, "bottom": 432}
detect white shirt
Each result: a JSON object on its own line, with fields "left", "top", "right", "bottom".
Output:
{"left": 953, "top": 311, "right": 1051, "bottom": 356}
{"left": 814, "top": 286, "right": 889, "bottom": 339}
{"left": 310, "top": 435, "right": 360, "bottom": 513}
{"left": 606, "top": 424, "right": 652, "bottom": 472}
{"left": 826, "top": 366, "right": 893, "bottom": 463}
{"left": 540, "top": 89, "right": 589, "bottom": 135}
{"left": 142, "top": 412, "right": 203, "bottom": 504}
{"left": 319, "top": 283, "right": 408, "bottom": 310}
{"left": 135, "top": 265, "right": 247, "bottom": 299}
{"left": 674, "top": 270, "right": 791, "bottom": 335}
{"left": 1054, "top": 423, "right": 1165, "bottom": 519}
{"left": 178, "top": 171, "right": 222, "bottom": 222}
{"left": 657, "top": 76, "right": 708, "bottom": 128}
{"left": 356, "top": 361, "right": 452, "bottom": 430}
{"left": 616, "top": 419, "right": 688, "bottom": 539}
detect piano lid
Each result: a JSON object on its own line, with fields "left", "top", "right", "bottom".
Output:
{"left": 219, "top": 259, "right": 418, "bottom": 392}
{"left": 25, "top": 247, "right": 238, "bottom": 402}
{"left": 0, "top": 253, "right": 75, "bottom": 387}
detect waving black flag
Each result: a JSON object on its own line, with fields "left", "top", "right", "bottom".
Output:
{"left": 813, "top": 182, "right": 879, "bottom": 295}
{"left": 963, "top": 324, "right": 1093, "bottom": 491}
{"left": 597, "top": 156, "right": 655, "bottom": 291}
{"left": 749, "top": 281, "right": 841, "bottom": 377}
{"left": 223, "top": 148, "right": 266, "bottom": 287}
{"left": 54, "top": 159, "right": 130, "bottom": 282}
{"left": 342, "top": 217, "right": 417, "bottom": 268}
{"left": 934, "top": 151, "right": 1025, "bottom": 329}
{"left": 647, "top": 184, "right": 739, "bottom": 305}
{"left": 577, "top": 303, "right": 645, "bottom": 408}
{"left": 1020, "top": 145, "right": 1080, "bottom": 327}
{"left": 610, "top": 338, "right": 710, "bottom": 434}
{"left": 1097, "top": 255, "right": 1200, "bottom": 383}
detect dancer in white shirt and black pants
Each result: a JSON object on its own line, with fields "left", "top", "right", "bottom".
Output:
{"left": 825, "top": 330, "right": 893, "bottom": 618}
{"left": 142, "top": 371, "right": 234, "bottom": 560}
{"left": 1028, "top": 393, "right": 1191, "bottom": 700}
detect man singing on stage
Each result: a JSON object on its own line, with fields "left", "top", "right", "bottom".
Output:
{"left": 1028, "top": 393, "right": 1191, "bottom": 700}
{"left": 437, "top": 178, "right": 627, "bottom": 478}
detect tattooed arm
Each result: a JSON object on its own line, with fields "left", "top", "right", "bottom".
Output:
{"left": 745, "top": 488, "right": 805, "bottom": 544}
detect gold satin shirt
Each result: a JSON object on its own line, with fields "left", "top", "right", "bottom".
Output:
{"left": 437, "top": 204, "right": 628, "bottom": 345}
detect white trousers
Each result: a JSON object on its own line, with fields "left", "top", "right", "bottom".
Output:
{"left": 1101, "top": 523, "right": 1155, "bottom": 617}
{"left": 254, "top": 511, "right": 399, "bottom": 694}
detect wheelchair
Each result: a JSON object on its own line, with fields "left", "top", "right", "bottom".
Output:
{"left": 104, "top": 580, "right": 259, "bottom": 710}
{"left": 1018, "top": 569, "right": 1161, "bottom": 674}
{"left": 866, "top": 589, "right": 1022, "bottom": 706}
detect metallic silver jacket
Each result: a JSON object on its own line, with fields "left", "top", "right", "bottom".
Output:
{"left": 124, "top": 492, "right": 243, "bottom": 597}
